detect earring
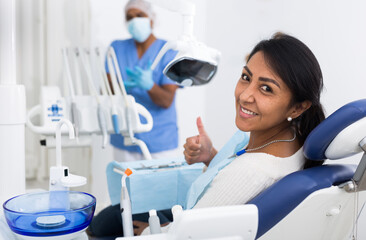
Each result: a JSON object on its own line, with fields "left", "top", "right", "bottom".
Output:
{"left": 287, "top": 117, "right": 292, "bottom": 122}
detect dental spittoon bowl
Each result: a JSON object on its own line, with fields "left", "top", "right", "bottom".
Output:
{"left": 3, "top": 191, "right": 96, "bottom": 239}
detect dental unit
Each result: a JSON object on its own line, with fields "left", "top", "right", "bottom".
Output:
{"left": 26, "top": 47, "right": 153, "bottom": 156}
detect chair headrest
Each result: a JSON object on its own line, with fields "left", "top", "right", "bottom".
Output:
{"left": 304, "top": 99, "right": 366, "bottom": 161}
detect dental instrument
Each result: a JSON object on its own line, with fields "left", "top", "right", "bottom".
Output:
{"left": 121, "top": 168, "right": 134, "bottom": 237}
{"left": 106, "top": 47, "right": 123, "bottom": 135}
{"left": 71, "top": 48, "right": 84, "bottom": 96}
{"left": 148, "top": 209, "right": 162, "bottom": 234}
{"left": 107, "top": 47, "right": 152, "bottom": 160}
{"left": 95, "top": 48, "right": 108, "bottom": 96}
{"left": 78, "top": 48, "right": 108, "bottom": 148}
{"left": 62, "top": 48, "right": 80, "bottom": 139}
{"left": 107, "top": 47, "right": 133, "bottom": 139}
{"left": 135, "top": 161, "right": 186, "bottom": 171}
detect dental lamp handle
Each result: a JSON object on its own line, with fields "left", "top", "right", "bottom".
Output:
{"left": 151, "top": 41, "right": 178, "bottom": 71}
{"left": 56, "top": 119, "right": 75, "bottom": 168}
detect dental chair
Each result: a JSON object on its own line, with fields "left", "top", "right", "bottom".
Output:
{"left": 116, "top": 99, "right": 366, "bottom": 240}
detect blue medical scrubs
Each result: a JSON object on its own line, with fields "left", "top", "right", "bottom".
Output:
{"left": 107, "top": 38, "right": 178, "bottom": 153}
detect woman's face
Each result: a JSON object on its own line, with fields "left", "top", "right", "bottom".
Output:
{"left": 235, "top": 51, "right": 295, "bottom": 134}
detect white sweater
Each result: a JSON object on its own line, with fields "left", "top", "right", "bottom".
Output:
{"left": 194, "top": 147, "right": 305, "bottom": 208}
{"left": 142, "top": 147, "right": 305, "bottom": 235}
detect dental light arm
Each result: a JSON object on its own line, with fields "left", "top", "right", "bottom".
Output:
{"left": 148, "top": 0, "right": 221, "bottom": 86}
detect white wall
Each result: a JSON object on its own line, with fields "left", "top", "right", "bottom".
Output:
{"left": 203, "top": 0, "right": 366, "bottom": 150}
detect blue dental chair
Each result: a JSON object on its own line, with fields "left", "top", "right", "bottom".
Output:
{"left": 249, "top": 99, "right": 366, "bottom": 239}
{"left": 112, "top": 99, "right": 366, "bottom": 240}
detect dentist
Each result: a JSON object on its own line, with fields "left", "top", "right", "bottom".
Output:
{"left": 107, "top": 0, "right": 180, "bottom": 162}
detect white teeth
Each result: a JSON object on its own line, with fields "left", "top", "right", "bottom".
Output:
{"left": 241, "top": 107, "right": 256, "bottom": 115}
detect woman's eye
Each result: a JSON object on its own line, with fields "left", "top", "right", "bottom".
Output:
{"left": 241, "top": 73, "right": 250, "bottom": 81}
{"left": 261, "top": 85, "right": 273, "bottom": 93}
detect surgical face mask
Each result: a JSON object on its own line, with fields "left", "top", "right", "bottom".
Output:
{"left": 127, "top": 17, "right": 152, "bottom": 43}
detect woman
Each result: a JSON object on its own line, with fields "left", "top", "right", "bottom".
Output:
{"left": 184, "top": 32, "right": 325, "bottom": 209}
{"left": 108, "top": 0, "right": 179, "bottom": 162}
{"left": 88, "top": 32, "right": 325, "bottom": 236}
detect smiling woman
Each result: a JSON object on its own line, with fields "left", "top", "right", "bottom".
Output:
{"left": 237, "top": 32, "right": 325, "bottom": 162}
{"left": 183, "top": 32, "right": 326, "bottom": 211}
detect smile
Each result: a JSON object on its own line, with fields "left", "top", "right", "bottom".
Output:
{"left": 240, "top": 107, "right": 258, "bottom": 116}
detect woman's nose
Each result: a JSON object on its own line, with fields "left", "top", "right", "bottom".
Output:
{"left": 239, "top": 84, "right": 255, "bottom": 103}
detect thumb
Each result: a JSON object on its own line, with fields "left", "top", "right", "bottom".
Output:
{"left": 196, "top": 116, "right": 206, "bottom": 136}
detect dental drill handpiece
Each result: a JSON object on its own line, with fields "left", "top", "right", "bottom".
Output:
{"left": 121, "top": 168, "right": 134, "bottom": 237}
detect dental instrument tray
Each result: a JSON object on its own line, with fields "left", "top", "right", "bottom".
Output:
{"left": 106, "top": 157, "right": 204, "bottom": 214}
{"left": 3, "top": 191, "right": 96, "bottom": 239}
{"left": 26, "top": 86, "right": 153, "bottom": 136}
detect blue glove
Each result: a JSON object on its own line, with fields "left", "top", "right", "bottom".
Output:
{"left": 125, "top": 63, "right": 154, "bottom": 91}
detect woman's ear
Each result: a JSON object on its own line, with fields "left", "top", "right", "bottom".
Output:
{"left": 290, "top": 100, "right": 312, "bottom": 119}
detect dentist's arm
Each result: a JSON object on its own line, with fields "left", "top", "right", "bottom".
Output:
{"left": 184, "top": 117, "right": 217, "bottom": 167}
{"left": 126, "top": 66, "right": 179, "bottom": 108}
{"left": 148, "top": 84, "right": 178, "bottom": 108}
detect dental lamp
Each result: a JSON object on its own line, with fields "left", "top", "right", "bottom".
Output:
{"left": 149, "top": 0, "right": 221, "bottom": 86}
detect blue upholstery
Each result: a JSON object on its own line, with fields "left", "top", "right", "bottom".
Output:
{"left": 249, "top": 164, "right": 356, "bottom": 239}
{"left": 248, "top": 100, "right": 366, "bottom": 238}
{"left": 304, "top": 99, "right": 366, "bottom": 161}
